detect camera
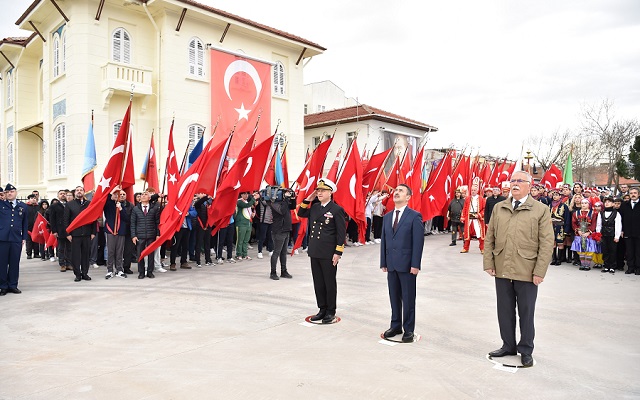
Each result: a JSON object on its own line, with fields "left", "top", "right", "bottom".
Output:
{"left": 260, "top": 185, "right": 294, "bottom": 202}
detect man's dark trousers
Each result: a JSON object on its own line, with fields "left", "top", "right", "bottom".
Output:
{"left": 71, "top": 236, "right": 91, "bottom": 278}
{"left": 495, "top": 277, "right": 538, "bottom": 355}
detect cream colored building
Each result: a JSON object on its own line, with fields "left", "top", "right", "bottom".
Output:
{"left": 0, "top": 0, "right": 324, "bottom": 198}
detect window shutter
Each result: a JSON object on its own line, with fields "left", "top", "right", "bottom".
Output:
{"left": 53, "top": 36, "right": 60, "bottom": 77}
{"left": 113, "top": 29, "right": 121, "bottom": 62}
{"left": 62, "top": 33, "right": 66, "bottom": 72}
{"left": 123, "top": 31, "right": 131, "bottom": 64}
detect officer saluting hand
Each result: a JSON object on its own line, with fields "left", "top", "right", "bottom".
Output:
{"left": 0, "top": 184, "right": 29, "bottom": 295}
{"left": 298, "top": 178, "right": 346, "bottom": 323}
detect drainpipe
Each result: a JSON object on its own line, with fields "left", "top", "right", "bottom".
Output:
{"left": 143, "top": 1, "right": 162, "bottom": 171}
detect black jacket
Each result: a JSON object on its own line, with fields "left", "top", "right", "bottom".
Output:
{"left": 620, "top": 200, "right": 640, "bottom": 238}
{"left": 26, "top": 203, "right": 39, "bottom": 229}
{"left": 298, "top": 199, "right": 346, "bottom": 259}
{"left": 130, "top": 203, "right": 160, "bottom": 239}
{"left": 193, "top": 196, "right": 210, "bottom": 228}
{"left": 484, "top": 195, "right": 507, "bottom": 224}
{"left": 64, "top": 199, "right": 96, "bottom": 237}
{"left": 269, "top": 197, "right": 296, "bottom": 234}
{"left": 48, "top": 200, "right": 66, "bottom": 235}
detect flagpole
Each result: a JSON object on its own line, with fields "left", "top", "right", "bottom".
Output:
{"left": 370, "top": 138, "right": 397, "bottom": 194}
{"left": 336, "top": 132, "right": 357, "bottom": 181}
{"left": 179, "top": 139, "right": 193, "bottom": 174}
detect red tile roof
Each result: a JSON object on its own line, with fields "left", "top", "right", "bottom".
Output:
{"left": 0, "top": 35, "right": 35, "bottom": 47}
{"left": 593, "top": 172, "right": 639, "bottom": 187}
{"left": 16, "top": 0, "right": 325, "bottom": 51}
{"left": 304, "top": 104, "right": 438, "bottom": 131}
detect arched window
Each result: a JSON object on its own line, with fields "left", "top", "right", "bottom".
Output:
{"left": 7, "top": 142, "right": 14, "bottom": 183}
{"left": 54, "top": 123, "right": 66, "bottom": 176}
{"left": 52, "top": 34, "right": 60, "bottom": 77}
{"left": 112, "top": 28, "right": 131, "bottom": 64}
{"left": 62, "top": 32, "right": 66, "bottom": 73}
{"left": 6, "top": 71, "right": 12, "bottom": 106}
{"left": 188, "top": 124, "right": 205, "bottom": 154}
{"left": 273, "top": 61, "right": 285, "bottom": 96}
{"left": 188, "top": 38, "right": 205, "bottom": 77}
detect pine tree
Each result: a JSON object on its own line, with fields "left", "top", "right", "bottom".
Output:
{"left": 629, "top": 135, "right": 640, "bottom": 181}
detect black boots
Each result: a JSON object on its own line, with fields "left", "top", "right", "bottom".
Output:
{"left": 551, "top": 249, "right": 559, "bottom": 265}
{"left": 558, "top": 248, "right": 567, "bottom": 264}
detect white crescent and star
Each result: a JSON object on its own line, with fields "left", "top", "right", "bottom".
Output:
{"left": 224, "top": 60, "right": 262, "bottom": 121}
{"left": 348, "top": 174, "right": 357, "bottom": 199}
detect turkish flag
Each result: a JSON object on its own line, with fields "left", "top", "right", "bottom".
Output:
{"left": 165, "top": 120, "right": 180, "bottom": 197}
{"left": 294, "top": 137, "right": 333, "bottom": 204}
{"left": 451, "top": 155, "right": 470, "bottom": 192}
{"left": 121, "top": 126, "right": 136, "bottom": 203}
{"left": 291, "top": 137, "right": 334, "bottom": 252}
{"left": 398, "top": 151, "right": 412, "bottom": 185}
{"left": 326, "top": 147, "right": 342, "bottom": 182}
{"left": 143, "top": 132, "right": 159, "bottom": 191}
{"left": 498, "top": 162, "right": 517, "bottom": 184}
{"left": 479, "top": 161, "right": 492, "bottom": 190}
{"left": 45, "top": 228, "right": 57, "bottom": 249}
{"left": 335, "top": 140, "right": 366, "bottom": 243}
{"left": 208, "top": 134, "right": 274, "bottom": 233}
{"left": 141, "top": 134, "right": 233, "bottom": 260}
{"left": 264, "top": 152, "right": 276, "bottom": 186}
{"left": 281, "top": 147, "right": 289, "bottom": 187}
{"left": 30, "top": 213, "right": 49, "bottom": 244}
{"left": 422, "top": 151, "right": 453, "bottom": 221}
{"left": 488, "top": 158, "right": 507, "bottom": 187}
{"left": 67, "top": 103, "right": 132, "bottom": 233}
{"left": 407, "top": 147, "right": 424, "bottom": 211}
{"left": 362, "top": 147, "right": 392, "bottom": 195}
{"left": 540, "top": 163, "right": 562, "bottom": 189}
{"left": 385, "top": 154, "right": 401, "bottom": 191}
{"left": 210, "top": 48, "right": 271, "bottom": 159}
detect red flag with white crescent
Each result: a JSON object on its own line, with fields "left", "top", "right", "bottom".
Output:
{"left": 540, "top": 163, "right": 562, "bottom": 189}
{"left": 422, "top": 151, "right": 454, "bottom": 221}
{"left": 335, "top": 140, "right": 366, "bottom": 243}
{"left": 210, "top": 49, "right": 271, "bottom": 158}
{"left": 66, "top": 103, "right": 132, "bottom": 233}
{"left": 30, "top": 213, "right": 49, "bottom": 244}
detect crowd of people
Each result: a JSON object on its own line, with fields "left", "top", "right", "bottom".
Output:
{"left": 444, "top": 181, "right": 640, "bottom": 275}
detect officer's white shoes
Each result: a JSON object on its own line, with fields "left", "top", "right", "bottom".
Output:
{"left": 91, "top": 263, "right": 99, "bottom": 269}
{"left": 257, "top": 252, "right": 263, "bottom": 259}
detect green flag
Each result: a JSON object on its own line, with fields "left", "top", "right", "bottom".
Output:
{"left": 563, "top": 150, "right": 573, "bottom": 184}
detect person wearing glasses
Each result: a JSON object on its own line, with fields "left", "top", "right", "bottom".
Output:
{"left": 483, "top": 171, "right": 554, "bottom": 368}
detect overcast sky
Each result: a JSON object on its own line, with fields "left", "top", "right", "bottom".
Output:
{"left": 2, "top": 0, "right": 639, "bottom": 160}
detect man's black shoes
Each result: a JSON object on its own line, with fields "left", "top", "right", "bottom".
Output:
{"left": 147, "top": 273, "right": 155, "bottom": 279}
{"left": 321, "top": 314, "right": 336, "bottom": 324}
{"left": 488, "top": 348, "right": 517, "bottom": 358}
{"left": 74, "top": 276, "right": 81, "bottom": 282}
{"left": 521, "top": 354, "right": 534, "bottom": 367}
{"left": 310, "top": 311, "right": 325, "bottom": 321}
{"left": 81, "top": 275, "right": 91, "bottom": 281}
{"left": 401, "top": 332, "right": 414, "bottom": 343}
{"left": 383, "top": 328, "right": 403, "bottom": 339}
{"left": 0, "top": 289, "right": 7, "bottom": 296}
{"left": 8, "top": 288, "right": 21, "bottom": 294}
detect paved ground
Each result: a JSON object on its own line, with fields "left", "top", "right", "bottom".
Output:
{"left": 1, "top": 234, "right": 639, "bottom": 399}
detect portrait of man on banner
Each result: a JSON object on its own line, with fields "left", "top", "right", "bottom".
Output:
{"left": 210, "top": 48, "right": 272, "bottom": 158}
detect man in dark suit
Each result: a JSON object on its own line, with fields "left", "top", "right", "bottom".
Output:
{"left": 484, "top": 171, "right": 554, "bottom": 367}
{"left": 64, "top": 186, "right": 96, "bottom": 282}
{"left": 380, "top": 184, "right": 424, "bottom": 342}
{"left": 0, "top": 184, "right": 29, "bottom": 295}
{"left": 620, "top": 187, "right": 640, "bottom": 275}
{"left": 298, "top": 178, "right": 346, "bottom": 323}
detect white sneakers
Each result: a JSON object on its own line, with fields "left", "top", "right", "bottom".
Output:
{"left": 116, "top": 271, "right": 127, "bottom": 278}
{"left": 91, "top": 263, "right": 99, "bottom": 269}
{"left": 217, "top": 258, "right": 224, "bottom": 264}
{"left": 105, "top": 272, "right": 113, "bottom": 279}
{"left": 374, "top": 238, "right": 381, "bottom": 244}
{"left": 294, "top": 249, "right": 299, "bottom": 255}
{"left": 268, "top": 251, "right": 273, "bottom": 256}
{"left": 49, "top": 257, "right": 56, "bottom": 262}
{"left": 156, "top": 266, "right": 168, "bottom": 273}
{"left": 257, "top": 252, "right": 264, "bottom": 259}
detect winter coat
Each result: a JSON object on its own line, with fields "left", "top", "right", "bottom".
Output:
{"left": 483, "top": 196, "right": 554, "bottom": 281}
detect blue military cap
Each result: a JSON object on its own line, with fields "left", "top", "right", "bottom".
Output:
{"left": 4, "top": 183, "right": 16, "bottom": 191}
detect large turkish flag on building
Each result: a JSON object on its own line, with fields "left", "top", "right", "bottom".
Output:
{"left": 210, "top": 49, "right": 271, "bottom": 158}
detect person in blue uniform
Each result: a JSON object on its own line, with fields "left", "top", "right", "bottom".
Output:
{"left": 0, "top": 184, "right": 29, "bottom": 295}
{"left": 298, "top": 178, "right": 346, "bottom": 323}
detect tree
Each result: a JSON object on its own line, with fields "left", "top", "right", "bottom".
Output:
{"left": 629, "top": 135, "right": 640, "bottom": 181}
{"left": 581, "top": 99, "right": 640, "bottom": 186}
{"left": 570, "top": 134, "right": 601, "bottom": 184}
{"left": 526, "top": 129, "right": 572, "bottom": 171}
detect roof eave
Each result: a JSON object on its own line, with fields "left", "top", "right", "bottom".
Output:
{"left": 305, "top": 114, "right": 437, "bottom": 132}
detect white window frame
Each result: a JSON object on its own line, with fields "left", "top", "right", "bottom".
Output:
{"left": 62, "top": 31, "right": 66, "bottom": 73}
{"left": 346, "top": 131, "right": 356, "bottom": 149}
{"left": 113, "top": 120, "right": 134, "bottom": 144}
{"left": 5, "top": 71, "right": 12, "bottom": 107}
{"left": 273, "top": 61, "right": 285, "bottom": 96}
{"left": 112, "top": 27, "right": 131, "bottom": 64}
{"left": 7, "top": 142, "right": 14, "bottom": 183}
{"left": 188, "top": 37, "right": 205, "bottom": 77}
{"left": 52, "top": 34, "right": 60, "bottom": 78}
{"left": 54, "top": 123, "right": 66, "bottom": 176}
{"left": 188, "top": 124, "right": 205, "bottom": 154}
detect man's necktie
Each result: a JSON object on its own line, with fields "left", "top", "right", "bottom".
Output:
{"left": 514, "top": 200, "right": 521, "bottom": 210}
{"left": 393, "top": 210, "right": 400, "bottom": 233}
{"left": 143, "top": 205, "right": 148, "bottom": 215}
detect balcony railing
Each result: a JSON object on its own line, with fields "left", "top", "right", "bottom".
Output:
{"left": 101, "top": 62, "right": 153, "bottom": 95}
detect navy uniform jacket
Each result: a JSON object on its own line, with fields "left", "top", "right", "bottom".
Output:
{"left": 380, "top": 207, "right": 424, "bottom": 272}
{"left": 0, "top": 200, "right": 29, "bottom": 242}
{"left": 298, "top": 199, "right": 346, "bottom": 260}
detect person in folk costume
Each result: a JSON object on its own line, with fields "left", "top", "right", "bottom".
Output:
{"left": 549, "top": 188, "right": 572, "bottom": 265}
{"left": 596, "top": 196, "right": 622, "bottom": 274}
{"left": 460, "top": 178, "right": 486, "bottom": 254}
{"left": 591, "top": 201, "right": 605, "bottom": 269}
{"left": 530, "top": 185, "right": 550, "bottom": 206}
{"left": 570, "top": 198, "right": 598, "bottom": 271}
{"left": 567, "top": 193, "right": 584, "bottom": 266}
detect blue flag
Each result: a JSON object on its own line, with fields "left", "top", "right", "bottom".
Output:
{"left": 188, "top": 135, "right": 204, "bottom": 169}
{"left": 82, "top": 121, "right": 97, "bottom": 179}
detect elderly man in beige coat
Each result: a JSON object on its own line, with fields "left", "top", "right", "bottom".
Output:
{"left": 483, "top": 170, "right": 554, "bottom": 367}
